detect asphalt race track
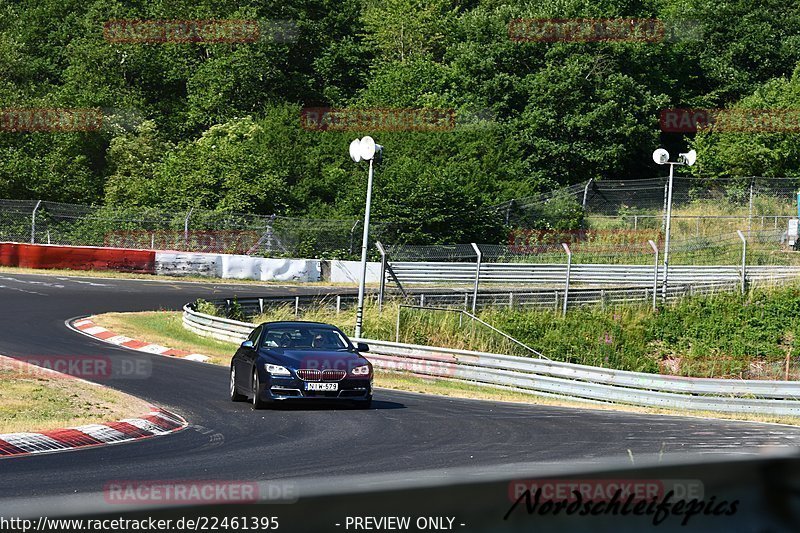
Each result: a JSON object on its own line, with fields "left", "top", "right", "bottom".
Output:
{"left": 2, "top": 271, "right": 800, "bottom": 502}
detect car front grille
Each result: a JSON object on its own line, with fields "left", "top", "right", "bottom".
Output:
{"left": 297, "top": 369, "right": 320, "bottom": 381}
{"left": 296, "top": 369, "right": 347, "bottom": 381}
{"left": 322, "top": 370, "right": 346, "bottom": 381}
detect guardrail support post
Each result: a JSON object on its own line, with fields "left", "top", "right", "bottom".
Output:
{"left": 470, "top": 243, "right": 482, "bottom": 314}
{"left": 30, "top": 200, "right": 41, "bottom": 244}
{"left": 295, "top": 296, "right": 300, "bottom": 317}
{"left": 648, "top": 240, "right": 659, "bottom": 311}
{"left": 737, "top": 230, "right": 747, "bottom": 295}
{"left": 561, "top": 243, "right": 571, "bottom": 316}
{"left": 336, "top": 295, "right": 341, "bottom": 314}
{"left": 395, "top": 307, "right": 401, "bottom": 342}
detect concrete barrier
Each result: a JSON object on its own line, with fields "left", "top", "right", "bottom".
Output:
{"left": 155, "top": 251, "right": 321, "bottom": 281}
{"left": 0, "top": 242, "right": 155, "bottom": 273}
{"left": 329, "top": 260, "right": 381, "bottom": 283}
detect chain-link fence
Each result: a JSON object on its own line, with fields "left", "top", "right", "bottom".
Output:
{"left": 386, "top": 228, "right": 796, "bottom": 269}
{"left": 490, "top": 176, "right": 800, "bottom": 240}
{"left": 0, "top": 199, "right": 386, "bottom": 258}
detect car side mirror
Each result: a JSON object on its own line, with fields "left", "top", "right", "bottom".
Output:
{"left": 241, "top": 340, "right": 255, "bottom": 349}
{"left": 357, "top": 342, "right": 370, "bottom": 353}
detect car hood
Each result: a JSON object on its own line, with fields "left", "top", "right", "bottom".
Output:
{"left": 259, "top": 349, "right": 369, "bottom": 369}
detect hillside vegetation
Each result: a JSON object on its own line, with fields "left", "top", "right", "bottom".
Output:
{"left": 1, "top": 0, "right": 799, "bottom": 243}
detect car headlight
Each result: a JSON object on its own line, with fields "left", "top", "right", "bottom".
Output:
{"left": 264, "top": 363, "right": 291, "bottom": 376}
{"left": 351, "top": 364, "right": 371, "bottom": 376}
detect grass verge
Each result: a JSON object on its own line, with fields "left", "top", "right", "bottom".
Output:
{"left": 91, "top": 311, "right": 233, "bottom": 365}
{"left": 90, "top": 311, "right": 800, "bottom": 426}
{"left": 0, "top": 361, "right": 151, "bottom": 433}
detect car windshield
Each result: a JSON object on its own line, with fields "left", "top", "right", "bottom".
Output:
{"left": 261, "top": 325, "right": 350, "bottom": 350}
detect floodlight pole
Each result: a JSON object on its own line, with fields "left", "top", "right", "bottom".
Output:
{"left": 354, "top": 158, "right": 375, "bottom": 339}
{"left": 661, "top": 162, "right": 675, "bottom": 302}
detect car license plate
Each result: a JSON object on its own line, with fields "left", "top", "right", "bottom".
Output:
{"left": 306, "top": 382, "right": 338, "bottom": 391}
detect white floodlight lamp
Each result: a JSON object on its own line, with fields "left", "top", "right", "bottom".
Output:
{"left": 652, "top": 148, "right": 670, "bottom": 165}
{"left": 349, "top": 139, "right": 363, "bottom": 163}
{"left": 678, "top": 149, "right": 697, "bottom": 166}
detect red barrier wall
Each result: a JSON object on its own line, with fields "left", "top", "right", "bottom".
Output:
{"left": 0, "top": 243, "right": 155, "bottom": 273}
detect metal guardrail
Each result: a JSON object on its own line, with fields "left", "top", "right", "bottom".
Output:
{"left": 387, "top": 262, "right": 800, "bottom": 286}
{"left": 183, "top": 303, "right": 800, "bottom": 416}
{"left": 202, "top": 282, "right": 745, "bottom": 319}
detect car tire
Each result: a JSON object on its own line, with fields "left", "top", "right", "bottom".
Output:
{"left": 252, "top": 368, "right": 267, "bottom": 410}
{"left": 230, "top": 366, "right": 246, "bottom": 402}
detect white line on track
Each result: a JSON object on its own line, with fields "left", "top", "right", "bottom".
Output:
{"left": 0, "top": 284, "right": 46, "bottom": 296}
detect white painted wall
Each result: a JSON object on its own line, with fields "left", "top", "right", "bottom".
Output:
{"left": 330, "top": 260, "right": 381, "bottom": 283}
{"left": 155, "top": 252, "right": 321, "bottom": 282}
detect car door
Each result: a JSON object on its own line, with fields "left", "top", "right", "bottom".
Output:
{"left": 235, "top": 325, "right": 261, "bottom": 390}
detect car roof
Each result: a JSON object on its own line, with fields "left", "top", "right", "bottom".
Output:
{"left": 257, "top": 321, "right": 337, "bottom": 329}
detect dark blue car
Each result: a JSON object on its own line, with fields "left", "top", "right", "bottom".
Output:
{"left": 230, "top": 321, "right": 373, "bottom": 409}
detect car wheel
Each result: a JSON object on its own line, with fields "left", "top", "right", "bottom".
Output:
{"left": 230, "top": 366, "right": 246, "bottom": 402}
{"left": 252, "top": 368, "right": 267, "bottom": 410}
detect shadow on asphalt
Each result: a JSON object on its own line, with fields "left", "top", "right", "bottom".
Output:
{"left": 261, "top": 399, "right": 405, "bottom": 411}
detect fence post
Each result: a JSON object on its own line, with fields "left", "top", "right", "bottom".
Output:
{"left": 648, "top": 240, "right": 659, "bottom": 311}
{"left": 30, "top": 200, "right": 41, "bottom": 244}
{"left": 183, "top": 207, "right": 193, "bottom": 250}
{"left": 349, "top": 220, "right": 360, "bottom": 255}
{"left": 747, "top": 178, "right": 754, "bottom": 237}
{"left": 376, "top": 241, "right": 387, "bottom": 312}
{"left": 737, "top": 230, "right": 747, "bottom": 295}
{"left": 561, "top": 243, "right": 571, "bottom": 316}
{"left": 470, "top": 243, "right": 482, "bottom": 314}
{"left": 582, "top": 178, "right": 593, "bottom": 208}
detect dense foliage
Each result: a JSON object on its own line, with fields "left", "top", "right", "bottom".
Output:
{"left": 1, "top": 0, "right": 799, "bottom": 243}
